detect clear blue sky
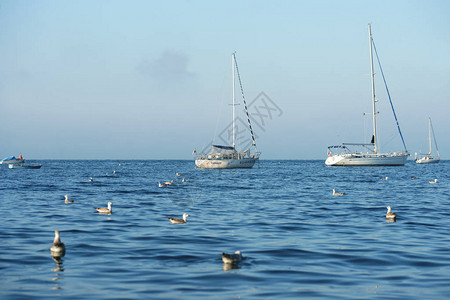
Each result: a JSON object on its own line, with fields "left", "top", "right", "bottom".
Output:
{"left": 1, "top": 0, "right": 449, "bottom": 159}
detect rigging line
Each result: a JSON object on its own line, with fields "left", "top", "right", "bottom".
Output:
{"left": 382, "top": 131, "right": 399, "bottom": 149}
{"left": 371, "top": 39, "right": 408, "bottom": 152}
{"left": 233, "top": 53, "right": 258, "bottom": 151}
{"left": 430, "top": 118, "right": 440, "bottom": 155}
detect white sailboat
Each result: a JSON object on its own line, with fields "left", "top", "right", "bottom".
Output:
{"left": 415, "top": 117, "right": 440, "bottom": 164}
{"left": 195, "top": 53, "right": 260, "bottom": 169}
{"left": 326, "top": 24, "right": 409, "bottom": 166}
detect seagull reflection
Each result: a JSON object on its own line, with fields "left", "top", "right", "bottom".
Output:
{"left": 386, "top": 218, "right": 396, "bottom": 223}
{"left": 223, "top": 262, "right": 241, "bottom": 271}
{"left": 51, "top": 255, "right": 65, "bottom": 288}
{"left": 51, "top": 256, "right": 64, "bottom": 272}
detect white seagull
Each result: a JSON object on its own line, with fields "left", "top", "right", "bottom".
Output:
{"left": 64, "top": 195, "right": 74, "bottom": 204}
{"left": 428, "top": 179, "right": 438, "bottom": 184}
{"left": 168, "top": 213, "right": 189, "bottom": 224}
{"left": 222, "top": 251, "right": 244, "bottom": 264}
{"left": 333, "top": 189, "right": 345, "bottom": 196}
{"left": 386, "top": 206, "right": 397, "bottom": 220}
{"left": 50, "top": 230, "right": 66, "bottom": 257}
{"left": 94, "top": 202, "right": 112, "bottom": 214}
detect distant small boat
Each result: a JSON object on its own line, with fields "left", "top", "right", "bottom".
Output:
{"left": 0, "top": 155, "right": 24, "bottom": 164}
{"left": 9, "top": 164, "right": 42, "bottom": 169}
{"left": 415, "top": 117, "right": 440, "bottom": 164}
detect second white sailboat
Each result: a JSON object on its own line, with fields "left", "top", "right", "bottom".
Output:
{"left": 326, "top": 24, "right": 409, "bottom": 166}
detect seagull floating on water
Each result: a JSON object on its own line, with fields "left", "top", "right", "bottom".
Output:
{"left": 94, "top": 202, "right": 112, "bottom": 214}
{"left": 182, "top": 178, "right": 186, "bottom": 183}
{"left": 163, "top": 180, "right": 174, "bottom": 185}
{"left": 50, "top": 230, "right": 66, "bottom": 257}
{"left": 332, "top": 189, "right": 345, "bottom": 196}
{"left": 64, "top": 195, "right": 74, "bottom": 204}
{"left": 158, "top": 182, "right": 168, "bottom": 187}
{"left": 222, "top": 251, "right": 243, "bottom": 264}
{"left": 168, "top": 213, "right": 189, "bottom": 224}
{"left": 386, "top": 206, "right": 397, "bottom": 220}
{"left": 380, "top": 177, "right": 389, "bottom": 180}
{"left": 176, "top": 173, "right": 181, "bottom": 177}
{"left": 428, "top": 179, "right": 438, "bottom": 184}
{"left": 89, "top": 177, "right": 93, "bottom": 182}
{"left": 411, "top": 176, "right": 417, "bottom": 180}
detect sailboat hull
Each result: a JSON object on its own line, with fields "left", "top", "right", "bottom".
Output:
{"left": 416, "top": 157, "right": 439, "bottom": 164}
{"left": 195, "top": 157, "right": 258, "bottom": 169}
{"left": 325, "top": 153, "right": 408, "bottom": 166}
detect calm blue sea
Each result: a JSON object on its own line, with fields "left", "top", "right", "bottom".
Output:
{"left": 1, "top": 160, "right": 449, "bottom": 299}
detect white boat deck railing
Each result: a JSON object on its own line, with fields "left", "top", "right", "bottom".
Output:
{"left": 196, "top": 152, "right": 258, "bottom": 161}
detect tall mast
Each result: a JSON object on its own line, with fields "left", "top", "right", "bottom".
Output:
{"left": 369, "top": 23, "right": 377, "bottom": 153}
{"left": 232, "top": 52, "right": 236, "bottom": 148}
{"left": 428, "top": 117, "right": 432, "bottom": 155}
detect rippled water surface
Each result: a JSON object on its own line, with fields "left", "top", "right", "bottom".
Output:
{"left": 1, "top": 160, "right": 449, "bottom": 299}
